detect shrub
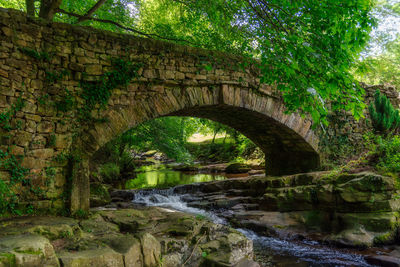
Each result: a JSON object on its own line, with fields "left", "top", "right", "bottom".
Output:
{"left": 374, "top": 135, "right": 400, "bottom": 174}
{"left": 99, "top": 163, "right": 120, "bottom": 183}
{"left": 369, "top": 90, "right": 400, "bottom": 133}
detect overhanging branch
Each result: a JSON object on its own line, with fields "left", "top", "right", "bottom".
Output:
{"left": 56, "top": 8, "right": 195, "bottom": 45}
{"left": 77, "top": 0, "right": 107, "bottom": 23}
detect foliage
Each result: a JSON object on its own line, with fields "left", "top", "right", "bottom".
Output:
{"left": 128, "top": 117, "right": 196, "bottom": 163}
{"left": 99, "top": 162, "right": 120, "bottom": 183}
{"left": 0, "top": 179, "right": 18, "bottom": 216}
{"left": 19, "top": 47, "right": 50, "bottom": 61}
{"left": 374, "top": 135, "right": 400, "bottom": 174}
{"left": 353, "top": 0, "right": 400, "bottom": 88}
{"left": 0, "top": 96, "right": 30, "bottom": 215}
{"left": 79, "top": 58, "right": 142, "bottom": 119}
{"left": 45, "top": 69, "right": 69, "bottom": 83}
{"left": 0, "top": 0, "right": 25, "bottom": 10}
{"left": 136, "top": 0, "right": 376, "bottom": 125}
{"left": 369, "top": 90, "right": 400, "bottom": 133}
{"left": 55, "top": 88, "right": 74, "bottom": 112}
{"left": 324, "top": 133, "right": 400, "bottom": 175}
{"left": 186, "top": 136, "right": 238, "bottom": 163}
{"left": 1, "top": 0, "right": 378, "bottom": 125}
{"left": 0, "top": 97, "right": 25, "bottom": 131}
{"left": 0, "top": 148, "right": 30, "bottom": 216}
{"left": 355, "top": 39, "right": 400, "bottom": 87}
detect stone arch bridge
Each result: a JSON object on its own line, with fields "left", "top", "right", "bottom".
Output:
{"left": 0, "top": 9, "right": 320, "bottom": 212}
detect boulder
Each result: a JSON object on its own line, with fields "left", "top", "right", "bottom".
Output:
{"left": 0, "top": 234, "right": 59, "bottom": 267}
{"left": 225, "top": 163, "right": 251, "bottom": 174}
{"left": 365, "top": 255, "right": 400, "bottom": 267}
{"left": 58, "top": 248, "right": 124, "bottom": 267}
{"left": 101, "top": 235, "right": 143, "bottom": 267}
{"left": 139, "top": 233, "right": 161, "bottom": 267}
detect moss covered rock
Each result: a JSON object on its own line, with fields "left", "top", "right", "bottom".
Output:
{"left": 59, "top": 248, "right": 124, "bottom": 267}
{"left": 0, "top": 234, "right": 59, "bottom": 267}
{"left": 90, "top": 183, "right": 111, "bottom": 207}
{"left": 225, "top": 163, "right": 251, "bottom": 174}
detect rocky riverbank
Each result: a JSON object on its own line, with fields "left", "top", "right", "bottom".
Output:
{"left": 112, "top": 171, "right": 400, "bottom": 250}
{"left": 0, "top": 207, "right": 256, "bottom": 267}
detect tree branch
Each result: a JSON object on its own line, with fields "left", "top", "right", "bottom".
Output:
{"left": 56, "top": 8, "right": 195, "bottom": 45}
{"left": 39, "top": 0, "right": 62, "bottom": 20}
{"left": 77, "top": 0, "right": 107, "bottom": 23}
{"left": 26, "top": 0, "right": 35, "bottom": 17}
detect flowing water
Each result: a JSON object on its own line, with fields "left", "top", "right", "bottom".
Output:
{"left": 131, "top": 183, "right": 375, "bottom": 267}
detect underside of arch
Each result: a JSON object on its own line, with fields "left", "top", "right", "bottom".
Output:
{"left": 169, "top": 105, "right": 320, "bottom": 176}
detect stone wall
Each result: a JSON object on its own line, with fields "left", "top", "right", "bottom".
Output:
{"left": 320, "top": 84, "right": 399, "bottom": 162}
{"left": 0, "top": 8, "right": 320, "bottom": 213}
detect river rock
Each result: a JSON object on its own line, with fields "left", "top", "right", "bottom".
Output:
{"left": 0, "top": 234, "right": 59, "bottom": 267}
{"left": 140, "top": 233, "right": 161, "bottom": 267}
{"left": 365, "top": 255, "right": 400, "bottom": 267}
{"left": 234, "top": 258, "right": 261, "bottom": 267}
{"left": 225, "top": 163, "right": 251, "bottom": 174}
{"left": 58, "top": 248, "right": 124, "bottom": 267}
{"left": 0, "top": 207, "right": 254, "bottom": 267}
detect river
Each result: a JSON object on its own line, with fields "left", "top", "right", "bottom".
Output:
{"left": 125, "top": 164, "right": 375, "bottom": 266}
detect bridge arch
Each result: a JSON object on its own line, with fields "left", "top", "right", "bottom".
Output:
{"left": 0, "top": 8, "right": 320, "bottom": 213}
{"left": 71, "top": 84, "right": 320, "bottom": 211}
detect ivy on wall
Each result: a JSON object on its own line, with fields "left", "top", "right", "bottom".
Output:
{"left": 0, "top": 97, "right": 29, "bottom": 215}
{"left": 0, "top": 46, "right": 142, "bottom": 216}
{"left": 79, "top": 58, "right": 142, "bottom": 120}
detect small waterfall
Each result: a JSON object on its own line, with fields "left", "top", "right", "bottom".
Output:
{"left": 132, "top": 187, "right": 227, "bottom": 225}
{"left": 131, "top": 186, "right": 374, "bottom": 267}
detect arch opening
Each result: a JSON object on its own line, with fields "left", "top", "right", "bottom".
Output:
{"left": 90, "top": 116, "right": 264, "bottom": 192}
{"left": 70, "top": 86, "right": 321, "bottom": 212}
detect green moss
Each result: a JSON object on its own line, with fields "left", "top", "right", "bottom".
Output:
{"left": 79, "top": 58, "right": 142, "bottom": 121}
{"left": 272, "top": 224, "right": 286, "bottom": 229}
{"left": 45, "top": 69, "right": 69, "bottom": 83}
{"left": 373, "top": 232, "right": 395, "bottom": 245}
{"left": 18, "top": 47, "right": 50, "bottom": 61}
{"left": 14, "top": 248, "right": 42, "bottom": 255}
{"left": 0, "top": 252, "right": 16, "bottom": 267}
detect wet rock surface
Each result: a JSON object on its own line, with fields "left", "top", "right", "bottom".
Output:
{"left": 112, "top": 171, "right": 400, "bottom": 255}
{"left": 0, "top": 207, "right": 255, "bottom": 267}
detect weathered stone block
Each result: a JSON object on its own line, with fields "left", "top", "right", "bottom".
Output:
{"left": 13, "top": 131, "right": 32, "bottom": 147}
{"left": 29, "top": 148, "right": 54, "bottom": 159}
{"left": 21, "top": 157, "right": 46, "bottom": 169}
{"left": 37, "top": 121, "right": 55, "bottom": 133}
{"left": 85, "top": 64, "right": 102, "bottom": 75}
{"left": 54, "top": 134, "right": 71, "bottom": 149}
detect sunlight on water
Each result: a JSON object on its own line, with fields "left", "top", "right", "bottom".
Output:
{"left": 125, "top": 167, "right": 226, "bottom": 189}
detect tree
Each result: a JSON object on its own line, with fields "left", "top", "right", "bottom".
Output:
{"left": 353, "top": 0, "right": 400, "bottom": 89}
{"left": 0, "top": 0, "right": 377, "bottom": 125}
{"left": 369, "top": 89, "right": 400, "bottom": 133}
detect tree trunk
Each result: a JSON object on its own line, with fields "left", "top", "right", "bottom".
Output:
{"left": 39, "top": 0, "right": 62, "bottom": 21}
{"left": 26, "top": 0, "right": 35, "bottom": 16}
{"left": 180, "top": 117, "right": 186, "bottom": 144}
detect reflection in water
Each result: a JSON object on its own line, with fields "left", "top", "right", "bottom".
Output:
{"left": 125, "top": 165, "right": 227, "bottom": 189}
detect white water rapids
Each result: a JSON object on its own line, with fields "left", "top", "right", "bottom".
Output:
{"left": 131, "top": 187, "right": 375, "bottom": 267}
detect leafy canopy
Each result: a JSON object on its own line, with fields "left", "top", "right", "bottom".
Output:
{"left": 0, "top": 0, "right": 377, "bottom": 124}
{"left": 354, "top": 0, "right": 400, "bottom": 89}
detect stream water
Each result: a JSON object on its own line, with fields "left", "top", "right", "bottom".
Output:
{"left": 124, "top": 164, "right": 228, "bottom": 189}
{"left": 127, "top": 166, "right": 375, "bottom": 266}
